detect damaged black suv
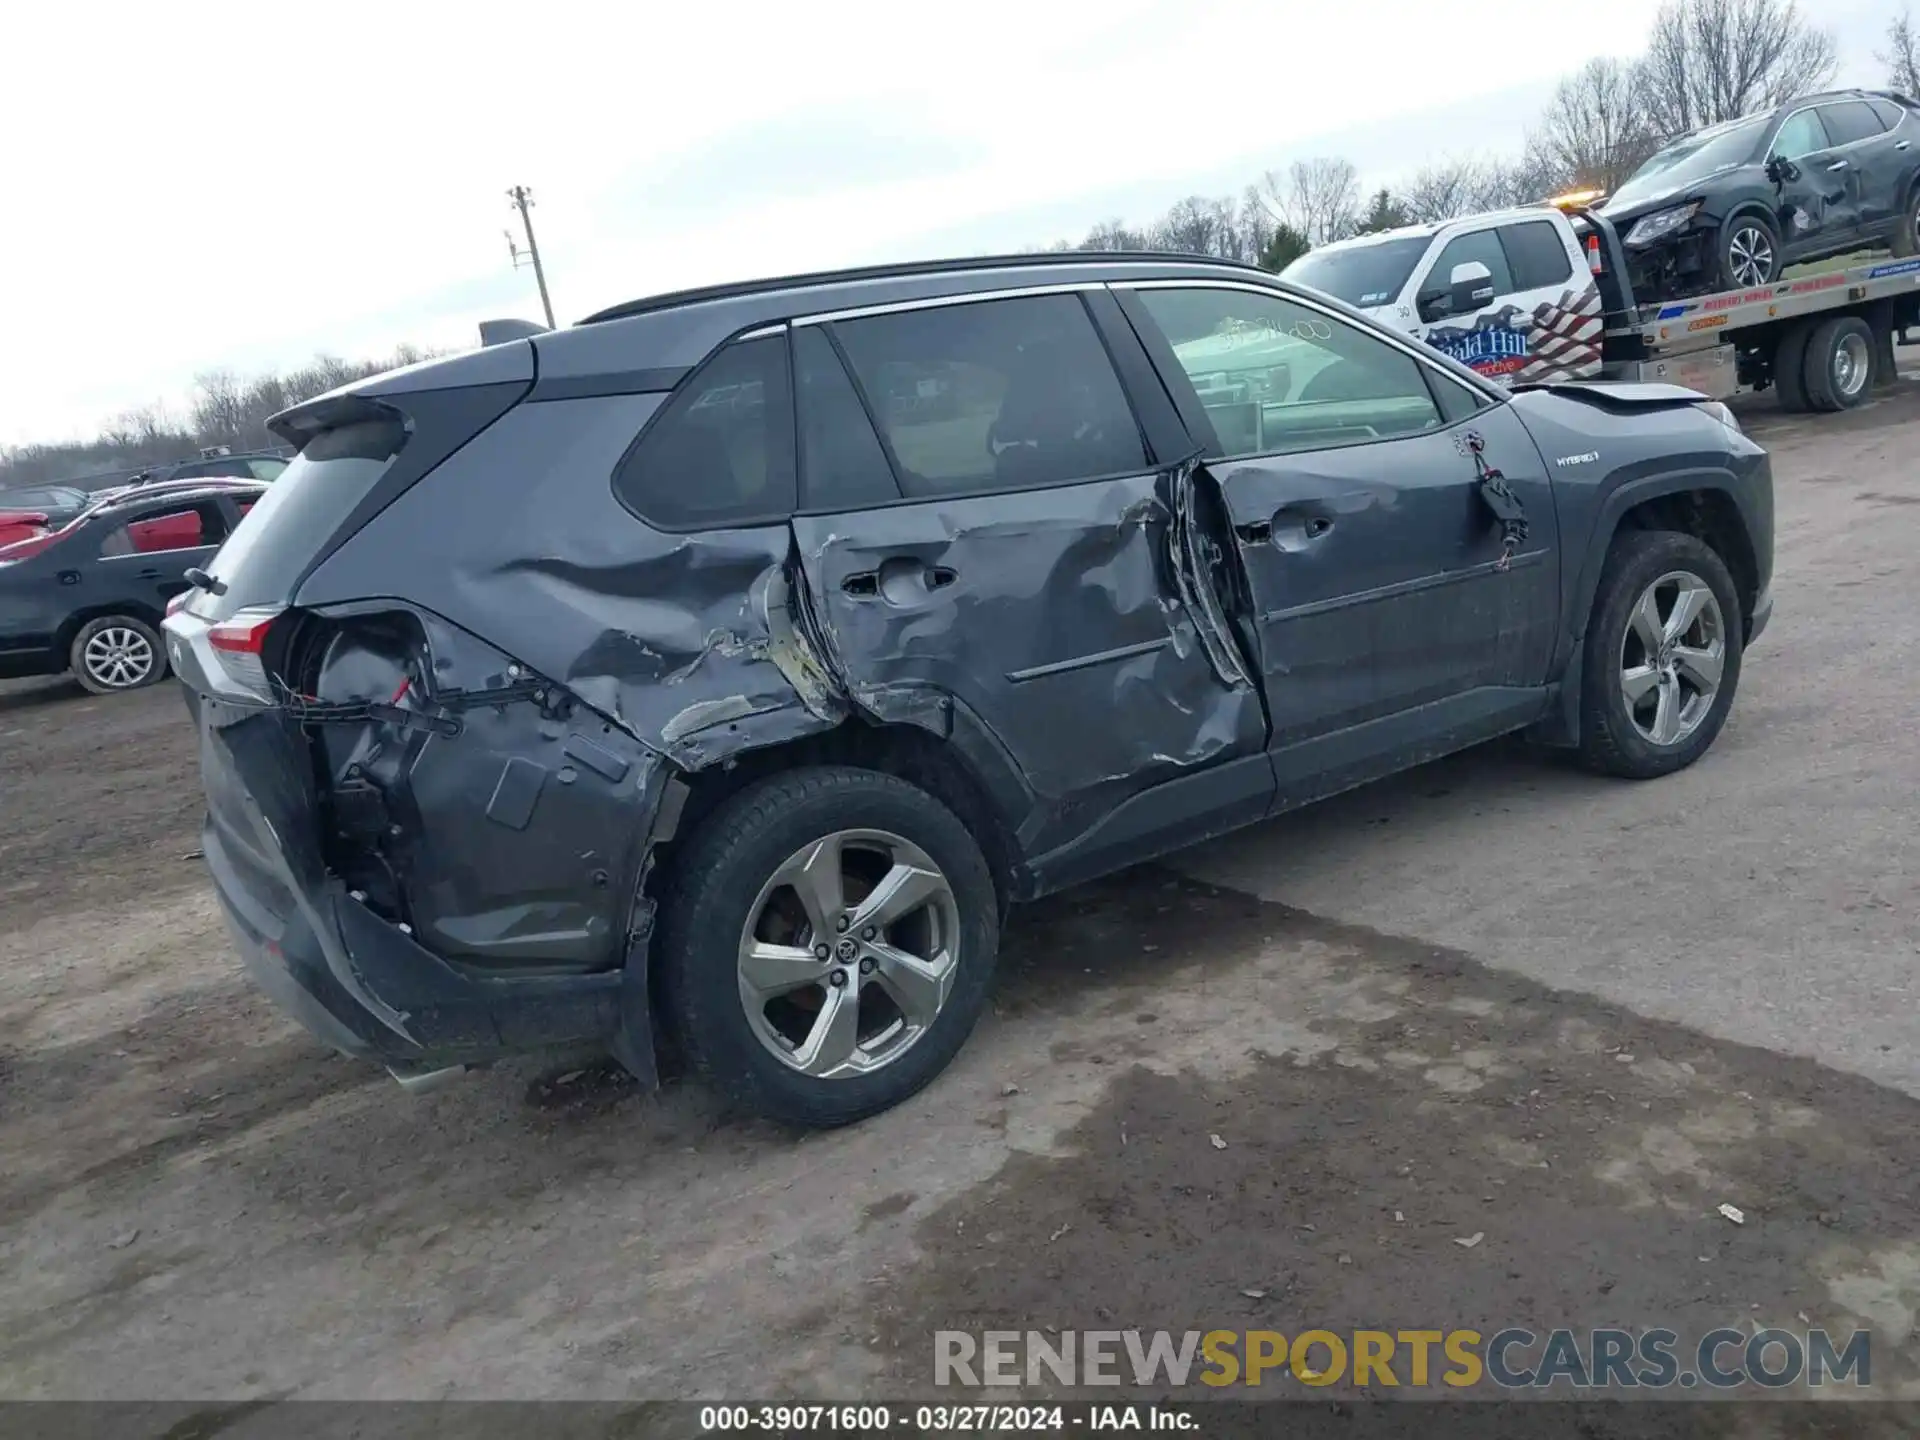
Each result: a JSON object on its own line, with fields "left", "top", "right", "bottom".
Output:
{"left": 165, "top": 252, "right": 1773, "bottom": 1127}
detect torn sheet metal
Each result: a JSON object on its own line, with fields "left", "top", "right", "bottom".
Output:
{"left": 297, "top": 394, "right": 849, "bottom": 776}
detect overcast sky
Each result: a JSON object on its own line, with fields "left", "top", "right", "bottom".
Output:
{"left": 0, "top": 0, "right": 1898, "bottom": 448}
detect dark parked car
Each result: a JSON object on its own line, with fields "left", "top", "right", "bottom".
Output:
{"left": 124, "top": 452, "right": 289, "bottom": 489}
{"left": 164, "top": 252, "right": 1773, "bottom": 1127}
{"left": 0, "top": 481, "right": 263, "bottom": 693}
{"left": 0, "top": 484, "right": 92, "bottom": 530}
{"left": 1602, "top": 89, "right": 1920, "bottom": 299}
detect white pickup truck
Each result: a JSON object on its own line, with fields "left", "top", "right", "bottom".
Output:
{"left": 1283, "top": 198, "right": 1920, "bottom": 413}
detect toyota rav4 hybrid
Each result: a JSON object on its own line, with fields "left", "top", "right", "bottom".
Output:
{"left": 163, "top": 253, "right": 1774, "bottom": 1128}
{"left": 1601, "top": 88, "right": 1920, "bottom": 297}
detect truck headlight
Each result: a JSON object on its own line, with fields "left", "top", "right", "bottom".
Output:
{"left": 1624, "top": 203, "right": 1703, "bottom": 248}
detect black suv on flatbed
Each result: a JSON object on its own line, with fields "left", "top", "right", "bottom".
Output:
{"left": 164, "top": 252, "right": 1774, "bottom": 1126}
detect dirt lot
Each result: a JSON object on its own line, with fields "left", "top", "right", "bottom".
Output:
{"left": 5, "top": 385, "right": 1920, "bottom": 1427}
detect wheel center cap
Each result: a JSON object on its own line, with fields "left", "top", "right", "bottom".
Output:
{"left": 835, "top": 937, "right": 859, "bottom": 963}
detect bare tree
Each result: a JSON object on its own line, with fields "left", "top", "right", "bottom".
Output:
{"left": 1533, "top": 57, "right": 1659, "bottom": 192}
{"left": 1263, "top": 157, "right": 1360, "bottom": 246}
{"left": 1401, "top": 159, "right": 1494, "bottom": 223}
{"left": 1153, "top": 196, "right": 1244, "bottom": 258}
{"left": 1882, "top": 8, "right": 1920, "bottom": 95}
{"left": 1637, "top": 0, "right": 1837, "bottom": 139}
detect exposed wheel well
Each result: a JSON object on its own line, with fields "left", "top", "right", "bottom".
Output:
{"left": 1616, "top": 490, "right": 1759, "bottom": 630}
{"left": 648, "top": 719, "right": 1019, "bottom": 922}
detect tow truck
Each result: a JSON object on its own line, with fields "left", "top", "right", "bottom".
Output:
{"left": 1282, "top": 189, "right": 1920, "bottom": 413}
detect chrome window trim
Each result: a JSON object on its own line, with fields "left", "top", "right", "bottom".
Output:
{"left": 793, "top": 280, "right": 1110, "bottom": 327}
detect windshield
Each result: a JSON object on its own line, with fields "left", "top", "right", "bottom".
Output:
{"left": 1282, "top": 237, "right": 1430, "bottom": 309}
{"left": 1616, "top": 116, "right": 1768, "bottom": 201}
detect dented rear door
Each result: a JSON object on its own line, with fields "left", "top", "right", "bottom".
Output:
{"left": 788, "top": 293, "right": 1269, "bottom": 863}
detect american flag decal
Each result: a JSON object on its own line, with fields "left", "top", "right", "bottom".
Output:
{"left": 1425, "top": 280, "right": 1605, "bottom": 385}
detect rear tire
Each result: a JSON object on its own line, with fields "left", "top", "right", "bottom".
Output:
{"left": 656, "top": 766, "right": 999, "bottom": 1129}
{"left": 1577, "top": 531, "right": 1743, "bottom": 781}
{"left": 1802, "top": 316, "right": 1875, "bottom": 412}
{"left": 69, "top": 615, "right": 168, "bottom": 695}
{"left": 1771, "top": 322, "right": 1812, "bottom": 412}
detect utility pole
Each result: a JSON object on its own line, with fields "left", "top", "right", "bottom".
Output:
{"left": 505, "top": 185, "right": 556, "bottom": 329}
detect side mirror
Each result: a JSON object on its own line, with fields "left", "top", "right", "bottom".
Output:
{"left": 1448, "top": 261, "right": 1496, "bottom": 317}
{"left": 1766, "top": 154, "right": 1799, "bottom": 184}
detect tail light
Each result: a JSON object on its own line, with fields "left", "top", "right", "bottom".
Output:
{"left": 205, "top": 606, "right": 285, "bottom": 700}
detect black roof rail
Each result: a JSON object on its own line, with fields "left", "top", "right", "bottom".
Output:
{"left": 579, "top": 250, "right": 1271, "bottom": 326}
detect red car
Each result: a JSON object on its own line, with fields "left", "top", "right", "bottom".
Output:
{"left": 0, "top": 511, "right": 50, "bottom": 549}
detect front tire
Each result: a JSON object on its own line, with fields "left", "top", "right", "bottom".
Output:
{"left": 69, "top": 615, "right": 167, "bottom": 694}
{"left": 1718, "top": 214, "right": 1780, "bottom": 290}
{"left": 1891, "top": 186, "right": 1919, "bottom": 258}
{"left": 656, "top": 766, "right": 999, "bottom": 1128}
{"left": 1577, "top": 531, "right": 1743, "bottom": 780}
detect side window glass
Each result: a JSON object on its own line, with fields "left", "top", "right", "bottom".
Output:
{"left": 1773, "top": 109, "right": 1829, "bottom": 159}
{"left": 1868, "top": 97, "right": 1905, "bottom": 130}
{"left": 1131, "top": 287, "right": 1445, "bottom": 458}
{"left": 613, "top": 335, "right": 796, "bottom": 529}
{"left": 1499, "top": 221, "right": 1574, "bottom": 292}
{"left": 1426, "top": 230, "right": 1515, "bottom": 311}
{"left": 1426, "top": 371, "right": 1489, "bottom": 424}
{"left": 102, "top": 504, "right": 222, "bottom": 556}
{"left": 793, "top": 326, "right": 901, "bottom": 511}
{"left": 1820, "top": 101, "right": 1887, "bottom": 147}
{"left": 247, "top": 458, "right": 287, "bottom": 481}
{"left": 831, "top": 294, "right": 1147, "bottom": 497}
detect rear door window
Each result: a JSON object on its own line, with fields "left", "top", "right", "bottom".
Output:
{"left": 793, "top": 326, "right": 901, "bottom": 511}
{"left": 1820, "top": 100, "right": 1889, "bottom": 146}
{"left": 99, "top": 501, "right": 227, "bottom": 557}
{"left": 613, "top": 335, "right": 796, "bottom": 529}
{"left": 206, "top": 418, "right": 406, "bottom": 609}
{"left": 829, "top": 294, "right": 1148, "bottom": 497}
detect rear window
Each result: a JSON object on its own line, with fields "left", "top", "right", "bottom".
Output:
{"left": 205, "top": 419, "right": 405, "bottom": 610}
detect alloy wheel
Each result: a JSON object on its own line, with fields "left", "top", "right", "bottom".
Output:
{"left": 1727, "top": 225, "right": 1774, "bottom": 288}
{"left": 1832, "top": 330, "right": 1872, "bottom": 400}
{"left": 82, "top": 626, "right": 156, "bottom": 689}
{"left": 736, "top": 828, "right": 961, "bottom": 1079}
{"left": 1619, "top": 571, "right": 1725, "bottom": 747}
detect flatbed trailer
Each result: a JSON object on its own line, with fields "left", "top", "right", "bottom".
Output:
{"left": 1575, "top": 206, "right": 1920, "bottom": 412}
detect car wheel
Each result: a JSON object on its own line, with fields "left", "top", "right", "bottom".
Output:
{"left": 1577, "top": 531, "right": 1743, "bottom": 781}
{"left": 1718, "top": 214, "right": 1780, "bottom": 290}
{"left": 1801, "top": 316, "right": 1876, "bottom": 411}
{"left": 1770, "top": 321, "right": 1812, "bottom": 412}
{"left": 656, "top": 765, "right": 999, "bottom": 1128}
{"left": 69, "top": 615, "right": 168, "bottom": 694}
{"left": 1892, "top": 186, "right": 1919, "bottom": 258}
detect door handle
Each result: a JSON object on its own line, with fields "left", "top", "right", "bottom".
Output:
{"left": 1827, "top": 159, "right": 1850, "bottom": 171}
{"left": 136, "top": 568, "right": 164, "bottom": 579}
{"left": 842, "top": 559, "right": 957, "bottom": 601}
{"left": 1898, "top": 140, "right": 1912, "bottom": 151}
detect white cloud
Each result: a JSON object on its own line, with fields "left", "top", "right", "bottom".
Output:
{"left": 0, "top": 0, "right": 1761, "bottom": 447}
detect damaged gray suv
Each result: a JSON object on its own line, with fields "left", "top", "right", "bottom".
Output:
{"left": 164, "top": 252, "right": 1773, "bottom": 1127}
